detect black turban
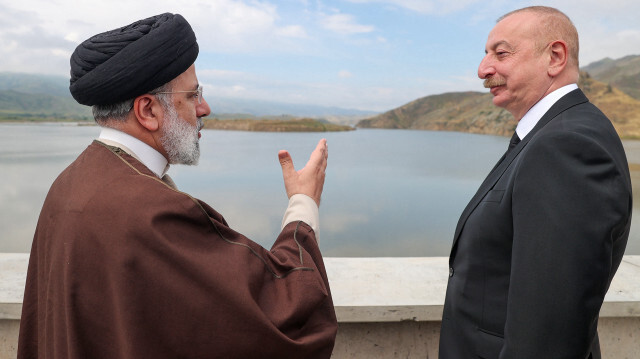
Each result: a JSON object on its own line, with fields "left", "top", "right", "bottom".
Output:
{"left": 69, "top": 13, "right": 198, "bottom": 106}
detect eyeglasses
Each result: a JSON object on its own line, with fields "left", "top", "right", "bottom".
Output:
{"left": 152, "top": 85, "right": 204, "bottom": 104}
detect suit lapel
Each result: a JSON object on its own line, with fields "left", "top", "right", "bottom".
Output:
{"left": 449, "top": 89, "right": 590, "bottom": 255}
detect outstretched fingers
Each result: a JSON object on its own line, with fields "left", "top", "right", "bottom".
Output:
{"left": 278, "top": 150, "right": 294, "bottom": 178}
{"left": 278, "top": 139, "right": 329, "bottom": 206}
{"left": 307, "top": 138, "right": 328, "bottom": 171}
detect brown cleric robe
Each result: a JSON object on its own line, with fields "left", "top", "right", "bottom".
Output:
{"left": 18, "top": 141, "right": 337, "bottom": 359}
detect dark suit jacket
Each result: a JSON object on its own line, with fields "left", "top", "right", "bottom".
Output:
{"left": 439, "top": 89, "right": 632, "bottom": 359}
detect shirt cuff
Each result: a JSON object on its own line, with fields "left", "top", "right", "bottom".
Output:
{"left": 281, "top": 194, "right": 320, "bottom": 241}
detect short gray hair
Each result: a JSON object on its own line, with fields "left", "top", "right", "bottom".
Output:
{"left": 92, "top": 82, "right": 173, "bottom": 124}
{"left": 499, "top": 6, "right": 579, "bottom": 69}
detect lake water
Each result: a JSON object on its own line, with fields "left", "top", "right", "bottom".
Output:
{"left": 2, "top": 123, "right": 639, "bottom": 257}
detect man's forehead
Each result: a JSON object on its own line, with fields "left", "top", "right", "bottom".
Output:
{"left": 173, "top": 64, "right": 199, "bottom": 88}
{"left": 485, "top": 13, "right": 535, "bottom": 50}
{"left": 485, "top": 26, "right": 518, "bottom": 52}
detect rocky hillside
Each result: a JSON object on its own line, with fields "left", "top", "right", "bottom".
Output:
{"left": 583, "top": 55, "right": 640, "bottom": 100}
{"left": 357, "top": 91, "right": 515, "bottom": 136}
{"left": 579, "top": 72, "right": 640, "bottom": 138}
{"left": 358, "top": 68, "right": 640, "bottom": 139}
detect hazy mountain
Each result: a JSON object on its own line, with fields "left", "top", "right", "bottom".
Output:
{"left": 358, "top": 71, "right": 640, "bottom": 139}
{"left": 0, "top": 72, "right": 90, "bottom": 120}
{"left": 207, "top": 97, "right": 375, "bottom": 118}
{"left": 0, "top": 72, "right": 71, "bottom": 97}
{"left": 0, "top": 89, "right": 93, "bottom": 119}
{"left": 582, "top": 55, "right": 640, "bottom": 100}
{"left": 4, "top": 54, "right": 639, "bottom": 134}
{"left": 0, "top": 72, "right": 375, "bottom": 121}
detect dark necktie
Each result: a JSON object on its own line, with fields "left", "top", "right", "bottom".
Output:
{"left": 508, "top": 131, "right": 521, "bottom": 152}
{"left": 489, "top": 131, "right": 521, "bottom": 174}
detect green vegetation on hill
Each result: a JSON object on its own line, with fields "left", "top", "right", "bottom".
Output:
{"left": 0, "top": 72, "right": 70, "bottom": 97}
{"left": 203, "top": 118, "right": 354, "bottom": 132}
{"left": 0, "top": 90, "right": 92, "bottom": 121}
{"left": 0, "top": 73, "right": 92, "bottom": 121}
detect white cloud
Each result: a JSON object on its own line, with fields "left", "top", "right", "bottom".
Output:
{"left": 345, "top": 0, "right": 481, "bottom": 15}
{"left": 579, "top": 27, "right": 640, "bottom": 66}
{"left": 0, "top": 0, "right": 310, "bottom": 74}
{"left": 320, "top": 13, "right": 375, "bottom": 35}
{"left": 542, "top": 0, "right": 640, "bottom": 66}
{"left": 63, "top": 32, "right": 82, "bottom": 43}
{"left": 2, "top": 0, "right": 640, "bottom": 112}
{"left": 0, "top": 3, "right": 76, "bottom": 74}
{"left": 448, "top": 74, "right": 486, "bottom": 92}
{"left": 275, "top": 25, "right": 308, "bottom": 38}
{"left": 199, "top": 69, "right": 253, "bottom": 80}
{"left": 170, "top": 1, "right": 310, "bottom": 52}
{"left": 234, "top": 71, "right": 488, "bottom": 111}
{"left": 202, "top": 71, "right": 426, "bottom": 111}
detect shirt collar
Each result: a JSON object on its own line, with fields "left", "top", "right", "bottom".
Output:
{"left": 98, "top": 127, "right": 169, "bottom": 178}
{"left": 516, "top": 83, "right": 579, "bottom": 140}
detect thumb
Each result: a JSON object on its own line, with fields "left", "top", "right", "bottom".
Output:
{"left": 278, "top": 150, "right": 294, "bottom": 176}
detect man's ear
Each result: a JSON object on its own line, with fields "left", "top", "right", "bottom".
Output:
{"left": 133, "top": 94, "right": 162, "bottom": 132}
{"left": 548, "top": 40, "right": 568, "bottom": 78}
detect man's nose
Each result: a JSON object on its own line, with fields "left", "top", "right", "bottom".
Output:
{"left": 198, "top": 97, "right": 211, "bottom": 118}
{"left": 478, "top": 54, "right": 495, "bottom": 79}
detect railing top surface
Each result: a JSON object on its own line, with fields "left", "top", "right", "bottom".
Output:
{"left": 2, "top": 254, "right": 640, "bottom": 321}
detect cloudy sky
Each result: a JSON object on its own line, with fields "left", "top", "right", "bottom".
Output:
{"left": 1, "top": 0, "right": 639, "bottom": 112}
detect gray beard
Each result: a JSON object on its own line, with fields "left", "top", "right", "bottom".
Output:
{"left": 160, "top": 103, "right": 202, "bottom": 165}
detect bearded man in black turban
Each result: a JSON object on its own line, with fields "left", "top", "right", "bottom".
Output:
{"left": 18, "top": 13, "right": 337, "bottom": 359}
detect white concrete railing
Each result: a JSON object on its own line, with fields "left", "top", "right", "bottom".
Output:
{"left": 2, "top": 254, "right": 640, "bottom": 357}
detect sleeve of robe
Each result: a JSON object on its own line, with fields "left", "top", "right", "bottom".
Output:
{"left": 17, "top": 143, "right": 338, "bottom": 359}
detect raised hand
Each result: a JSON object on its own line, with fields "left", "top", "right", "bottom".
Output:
{"left": 278, "top": 139, "right": 328, "bottom": 206}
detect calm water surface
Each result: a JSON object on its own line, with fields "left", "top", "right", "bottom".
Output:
{"left": 2, "top": 123, "right": 639, "bottom": 257}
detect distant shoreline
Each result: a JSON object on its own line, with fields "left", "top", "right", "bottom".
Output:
{"left": 0, "top": 119, "right": 95, "bottom": 126}
{"left": 202, "top": 118, "right": 355, "bottom": 132}
{"left": 0, "top": 117, "right": 356, "bottom": 132}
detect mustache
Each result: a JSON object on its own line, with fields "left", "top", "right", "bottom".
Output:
{"left": 483, "top": 76, "right": 506, "bottom": 88}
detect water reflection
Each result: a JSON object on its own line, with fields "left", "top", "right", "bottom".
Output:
{"left": 1, "top": 123, "right": 639, "bottom": 257}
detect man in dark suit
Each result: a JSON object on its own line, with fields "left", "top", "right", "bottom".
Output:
{"left": 439, "top": 6, "right": 632, "bottom": 359}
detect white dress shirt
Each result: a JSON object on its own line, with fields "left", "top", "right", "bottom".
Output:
{"left": 97, "top": 127, "right": 320, "bottom": 239}
{"left": 515, "top": 83, "right": 579, "bottom": 140}
{"left": 98, "top": 127, "right": 169, "bottom": 177}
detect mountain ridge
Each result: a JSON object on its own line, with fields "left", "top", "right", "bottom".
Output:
{"left": 582, "top": 54, "right": 640, "bottom": 100}
{"left": 0, "top": 72, "right": 374, "bottom": 120}
{"left": 2, "top": 55, "right": 640, "bottom": 135}
{"left": 358, "top": 55, "right": 640, "bottom": 139}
